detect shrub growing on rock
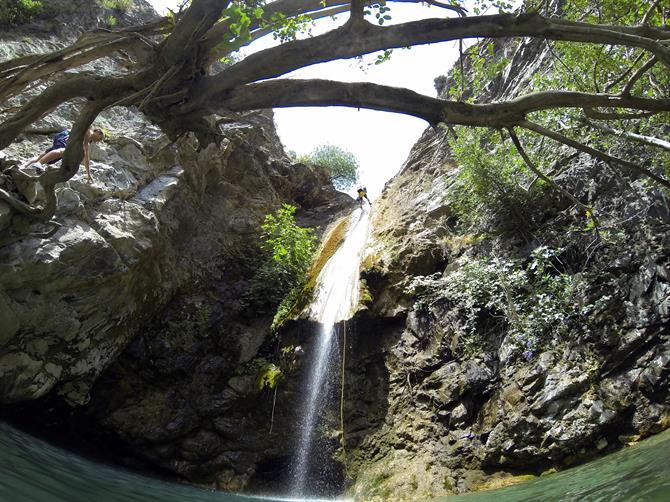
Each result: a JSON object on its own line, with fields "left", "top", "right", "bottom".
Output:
{"left": 299, "top": 144, "right": 359, "bottom": 191}
{"left": 0, "top": 0, "right": 42, "bottom": 26}
{"left": 249, "top": 203, "right": 317, "bottom": 324}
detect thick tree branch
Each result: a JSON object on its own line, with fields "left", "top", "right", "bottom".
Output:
{"left": 200, "top": 0, "right": 470, "bottom": 55}
{"left": 159, "top": 0, "right": 230, "bottom": 65}
{"left": 218, "top": 79, "right": 444, "bottom": 123}
{"left": 213, "top": 79, "right": 670, "bottom": 128}
{"left": 349, "top": 0, "right": 366, "bottom": 23}
{"left": 191, "top": 12, "right": 670, "bottom": 108}
{"left": 0, "top": 75, "right": 135, "bottom": 150}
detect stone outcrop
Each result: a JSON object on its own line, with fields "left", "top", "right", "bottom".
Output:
{"left": 0, "top": 5, "right": 351, "bottom": 407}
{"left": 0, "top": 107, "right": 350, "bottom": 406}
{"left": 342, "top": 38, "right": 670, "bottom": 501}
{"left": 2, "top": 4, "right": 669, "bottom": 501}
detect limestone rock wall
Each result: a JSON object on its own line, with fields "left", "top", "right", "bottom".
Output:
{"left": 0, "top": 107, "right": 350, "bottom": 405}
{"left": 0, "top": 3, "right": 353, "bottom": 406}
{"left": 344, "top": 38, "right": 670, "bottom": 501}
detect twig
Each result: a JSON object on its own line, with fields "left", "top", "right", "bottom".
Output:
{"left": 521, "top": 119, "right": 670, "bottom": 191}
{"left": 424, "top": 0, "right": 467, "bottom": 16}
{"left": 582, "top": 119, "right": 670, "bottom": 152}
{"left": 604, "top": 51, "right": 644, "bottom": 93}
{"left": 583, "top": 108, "right": 658, "bottom": 121}
{"left": 546, "top": 41, "right": 585, "bottom": 91}
{"left": 620, "top": 57, "right": 657, "bottom": 96}
{"left": 508, "top": 127, "right": 599, "bottom": 233}
{"left": 641, "top": 0, "right": 662, "bottom": 26}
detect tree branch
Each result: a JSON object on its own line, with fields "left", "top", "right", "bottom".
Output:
{"left": 212, "top": 78, "right": 670, "bottom": 129}
{"left": 349, "top": 0, "right": 365, "bottom": 23}
{"left": 507, "top": 127, "right": 598, "bottom": 230}
{"left": 620, "top": 56, "right": 657, "bottom": 96}
{"left": 159, "top": 0, "right": 230, "bottom": 65}
{"left": 0, "top": 75, "right": 135, "bottom": 150}
{"left": 0, "top": 38, "right": 142, "bottom": 104}
{"left": 641, "top": 0, "right": 662, "bottom": 26}
{"left": 191, "top": 12, "right": 670, "bottom": 107}
{"left": 582, "top": 119, "right": 670, "bottom": 152}
{"left": 218, "top": 79, "right": 444, "bottom": 123}
{"left": 604, "top": 51, "right": 644, "bottom": 93}
{"left": 583, "top": 108, "right": 658, "bottom": 120}
{"left": 521, "top": 119, "right": 670, "bottom": 191}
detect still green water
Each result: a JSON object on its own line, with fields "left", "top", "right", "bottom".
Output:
{"left": 1, "top": 421, "right": 669, "bottom": 502}
{"left": 432, "top": 428, "right": 670, "bottom": 502}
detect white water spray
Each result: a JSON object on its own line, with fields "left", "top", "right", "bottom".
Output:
{"left": 291, "top": 207, "right": 371, "bottom": 497}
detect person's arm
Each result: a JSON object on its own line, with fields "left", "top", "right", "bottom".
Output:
{"left": 22, "top": 155, "right": 41, "bottom": 169}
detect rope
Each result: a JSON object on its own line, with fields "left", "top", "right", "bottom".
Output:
{"left": 340, "top": 320, "right": 347, "bottom": 471}
{"left": 269, "top": 385, "right": 278, "bottom": 434}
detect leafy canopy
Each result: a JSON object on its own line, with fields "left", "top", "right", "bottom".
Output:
{"left": 299, "top": 144, "right": 360, "bottom": 191}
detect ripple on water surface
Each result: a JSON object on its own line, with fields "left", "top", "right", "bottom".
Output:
{"left": 1, "top": 421, "right": 670, "bottom": 501}
{"left": 0, "top": 422, "right": 348, "bottom": 502}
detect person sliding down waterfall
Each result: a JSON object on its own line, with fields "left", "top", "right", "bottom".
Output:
{"left": 22, "top": 128, "right": 105, "bottom": 183}
{"left": 356, "top": 187, "right": 371, "bottom": 208}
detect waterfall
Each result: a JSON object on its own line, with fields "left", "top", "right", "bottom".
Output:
{"left": 291, "top": 207, "right": 371, "bottom": 498}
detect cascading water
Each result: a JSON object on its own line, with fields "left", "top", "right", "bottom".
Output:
{"left": 290, "top": 207, "right": 371, "bottom": 498}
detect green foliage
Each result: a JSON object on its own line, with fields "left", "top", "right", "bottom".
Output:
{"left": 373, "top": 49, "right": 394, "bottom": 65}
{"left": 252, "top": 358, "right": 283, "bottom": 390}
{"left": 214, "top": 1, "right": 313, "bottom": 55}
{"left": 249, "top": 204, "right": 317, "bottom": 326}
{"left": 261, "top": 204, "right": 316, "bottom": 285}
{"left": 100, "top": 0, "right": 133, "bottom": 11}
{"left": 0, "top": 0, "right": 42, "bottom": 26}
{"left": 447, "top": 42, "right": 510, "bottom": 101}
{"left": 299, "top": 144, "right": 360, "bottom": 190}
{"left": 271, "top": 284, "right": 303, "bottom": 331}
{"left": 446, "top": 127, "right": 541, "bottom": 234}
{"left": 267, "top": 12, "right": 313, "bottom": 42}
{"left": 364, "top": 0, "right": 391, "bottom": 25}
{"left": 472, "top": 0, "right": 514, "bottom": 15}
{"left": 407, "top": 248, "right": 603, "bottom": 360}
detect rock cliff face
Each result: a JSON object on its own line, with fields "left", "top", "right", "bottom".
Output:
{"left": 0, "top": 7, "right": 351, "bottom": 410}
{"left": 2, "top": 6, "right": 669, "bottom": 502}
{"left": 342, "top": 39, "right": 670, "bottom": 500}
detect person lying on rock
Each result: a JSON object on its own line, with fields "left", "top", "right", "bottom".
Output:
{"left": 356, "top": 187, "right": 372, "bottom": 208}
{"left": 22, "top": 128, "right": 105, "bottom": 183}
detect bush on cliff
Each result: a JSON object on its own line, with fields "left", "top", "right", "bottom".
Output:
{"left": 0, "top": 0, "right": 42, "bottom": 26}
{"left": 298, "top": 144, "right": 359, "bottom": 191}
{"left": 249, "top": 204, "right": 317, "bottom": 317}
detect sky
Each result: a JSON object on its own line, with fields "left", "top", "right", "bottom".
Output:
{"left": 148, "top": 1, "right": 463, "bottom": 198}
